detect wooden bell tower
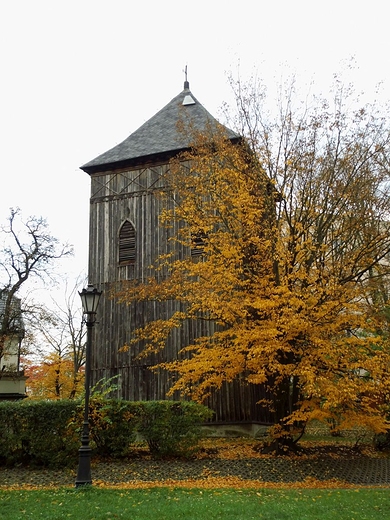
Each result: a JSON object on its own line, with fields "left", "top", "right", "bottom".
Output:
{"left": 81, "top": 81, "right": 271, "bottom": 426}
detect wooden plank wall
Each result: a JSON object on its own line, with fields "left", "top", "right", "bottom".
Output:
{"left": 88, "top": 162, "right": 271, "bottom": 424}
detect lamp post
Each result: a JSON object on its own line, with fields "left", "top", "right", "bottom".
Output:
{"left": 75, "top": 284, "right": 102, "bottom": 488}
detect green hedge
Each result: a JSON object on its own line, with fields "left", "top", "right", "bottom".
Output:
{"left": 136, "top": 401, "right": 213, "bottom": 457}
{"left": 83, "top": 398, "right": 139, "bottom": 458}
{"left": 0, "top": 399, "right": 213, "bottom": 467}
{"left": 0, "top": 400, "right": 79, "bottom": 468}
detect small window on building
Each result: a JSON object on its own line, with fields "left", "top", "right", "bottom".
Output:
{"left": 119, "top": 220, "right": 136, "bottom": 265}
{"left": 191, "top": 231, "right": 207, "bottom": 257}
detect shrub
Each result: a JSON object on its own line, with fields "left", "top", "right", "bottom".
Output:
{"left": 136, "top": 400, "right": 213, "bottom": 457}
{"left": 374, "top": 431, "right": 390, "bottom": 451}
{"left": 72, "top": 398, "right": 138, "bottom": 458}
{"left": 0, "top": 400, "right": 79, "bottom": 467}
{"left": 0, "top": 399, "right": 212, "bottom": 466}
{"left": 81, "top": 399, "right": 213, "bottom": 458}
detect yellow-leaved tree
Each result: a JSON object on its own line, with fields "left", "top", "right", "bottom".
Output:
{"left": 25, "top": 352, "right": 84, "bottom": 400}
{"left": 118, "top": 76, "right": 390, "bottom": 448}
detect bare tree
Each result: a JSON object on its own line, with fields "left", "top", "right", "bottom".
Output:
{"left": 24, "top": 277, "right": 87, "bottom": 399}
{"left": 0, "top": 207, "right": 73, "bottom": 369}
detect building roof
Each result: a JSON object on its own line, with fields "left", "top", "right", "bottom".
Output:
{"left": 81, "top": 82, "right": 239, "bottom": 174}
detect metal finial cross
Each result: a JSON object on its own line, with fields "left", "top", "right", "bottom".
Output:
{"left": 183, "top": 65, "right": 189, "bottom": 89}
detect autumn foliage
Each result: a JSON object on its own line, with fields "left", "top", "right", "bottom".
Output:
{"left": 25, "top": 352, "right": 84, "bottom": 400}
{"left": 117, "top": 77, "right": 390, "bottom": 442}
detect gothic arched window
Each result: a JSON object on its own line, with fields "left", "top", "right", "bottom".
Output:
{"left": 119, "top": 220, "right": 136, "bottom": 265}
{"left": 191, "top": 230, "right": 207, "bottom": 258}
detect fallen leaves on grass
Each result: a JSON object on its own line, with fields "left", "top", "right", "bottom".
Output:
{"left": 93, "top": 476, "right": 381, "bottom": 490}
{"left": 2, "top": 477, "right": 384, "bottom": 491}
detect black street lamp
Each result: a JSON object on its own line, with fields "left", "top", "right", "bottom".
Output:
{"left": 75, "top": 284, "right": 102, "bottom": 488}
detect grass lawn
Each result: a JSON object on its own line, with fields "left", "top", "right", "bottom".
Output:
{"left": 1, "top": 487, "right": 390, "bottom": 520}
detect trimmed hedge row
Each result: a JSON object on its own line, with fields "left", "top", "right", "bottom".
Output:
{"left": 0, "top": 399, "right": 78, "bottom": 468}
{"left": 0, "top": 399, "right": 213, "bottom": 468}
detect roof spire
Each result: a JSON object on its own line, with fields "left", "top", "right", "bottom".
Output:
{"left": 183, "top": 65, "right": 189, "bottom": 90}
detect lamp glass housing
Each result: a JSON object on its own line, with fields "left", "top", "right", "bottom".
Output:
{"left": 79, "top": 284, "right": 102, "bottom": 316}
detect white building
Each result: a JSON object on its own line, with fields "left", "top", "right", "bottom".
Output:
{"left": 0, "top": 292, "right": 27, "bottom": 400}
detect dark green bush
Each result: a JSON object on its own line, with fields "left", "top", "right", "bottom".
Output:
{"left": 73, "top": 398, "right": 138, "bottom": 458}
{"left": 0, "top": 400, "right": 79, "bottom": 467}
{"left": 82, "top": 399, "right": 213, "bottom": 458}
{"left": 0, "top": 399, "right": 212, "bottom": 466}
{"left": 136, "top": 401, "right": 213, "bottom": 457}
{"left": 374, "top": 431, "right": 390, "bottom": 451}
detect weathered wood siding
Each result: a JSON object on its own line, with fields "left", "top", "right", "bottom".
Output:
{"left": 88, "top": 161, "right": 272, "bottom": 423}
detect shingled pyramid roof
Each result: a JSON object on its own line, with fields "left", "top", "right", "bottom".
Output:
{"left": 81, "top": 82, "right": 239, "bottom": 174}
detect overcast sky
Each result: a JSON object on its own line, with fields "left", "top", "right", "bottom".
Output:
{"left": 1, "top": 0, "right": 389, "bottom": 306}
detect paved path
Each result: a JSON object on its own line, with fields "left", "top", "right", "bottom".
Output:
{"left": 1, "top": 456, "right": 389, "bottom": 488}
